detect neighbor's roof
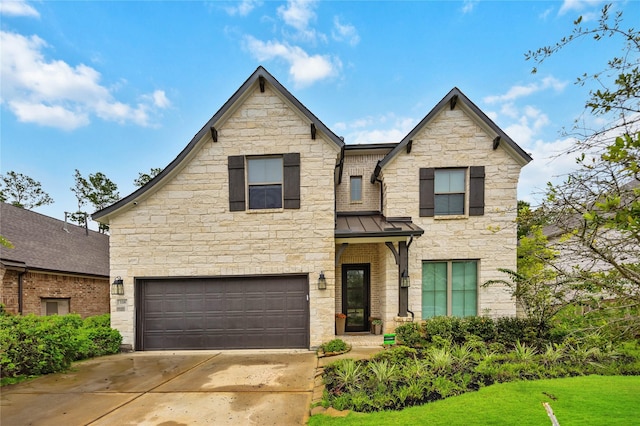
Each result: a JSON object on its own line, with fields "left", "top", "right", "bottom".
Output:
{"left": 0, "top": 203, "right": 109, "bottom": 277}
{"left": 373, "top": 87, "right": 532, "bottom": 180}
{"left": 93, "top": 66, "right": 345, "bottom": 221}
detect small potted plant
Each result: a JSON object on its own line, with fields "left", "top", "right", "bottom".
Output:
{"left": 372, "top": 319, "right": 383, "bottom": 335}
{"left": 335, "top": 312, "right": 347, "bottom": 335}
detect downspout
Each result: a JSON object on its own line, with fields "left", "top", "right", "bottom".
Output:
{"left": 18, "top": 268, "right": 27, "bottom": 315}
{"left": 406, "top": 309, "right": 415, "bottom": 321}
{"left": 335, "top": 144, "right": 345, "bottom": 227}
{"left": 371, "top": 161, "right": 383, "bottom": 213}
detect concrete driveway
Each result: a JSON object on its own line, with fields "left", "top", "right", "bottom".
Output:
{"left": 1, "top": 350, "right": 317, "bottom": 426}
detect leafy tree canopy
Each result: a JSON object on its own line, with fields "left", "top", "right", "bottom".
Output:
{"left": 71, "top": 169, "right": 119, "bottom": 233}
{"left": 133, "top": 167, "right": 162, "bottom": 188}
{"left": 524, "top": 3, "right": 639, "bottom": 331}
{"left": 0, "top": 171, "right": 53, "bottom": 210}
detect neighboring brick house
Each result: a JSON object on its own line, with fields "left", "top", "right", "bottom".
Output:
{"left": 93, "top": 66, "right": 531, "bottom": 351}
{"left": 0, "top": 203, "right": 110, "bottom": 317}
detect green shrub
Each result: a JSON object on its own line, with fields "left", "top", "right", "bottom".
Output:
{"left": 464, "top": 316, "right": 497, "bottom": 342}
{"left": 320, "top": 338, "right": 349, "bottom": 353}
{"left": 423, "top": 316, "right": 461, "bottom": 343}
{"left": 372, "top": 345, "right": 417, "bottom": 364}
{"left": 395, "top": 322, "right": 425, "bottom": 347}
{"left": 0, "top": 313, "right": 121, "bottom": 379}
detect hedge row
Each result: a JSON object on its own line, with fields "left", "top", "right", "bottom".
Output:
{"left": 394, "top": 316, "right": 554, "bottom": 349}
{"left": 0, "top": 313, "right": 122, "bottom": 378}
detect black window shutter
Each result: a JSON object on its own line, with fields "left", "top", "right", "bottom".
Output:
{"left": 469, "top": 166, "right": 485, "bottom": 216}
{"left": 419, "top": 168, "right": 435, "bottom": 217}
{"left": 228, "top": 155, "right": 246, "bottom": 211}
{"left": 283, "top": 153, "right": 301, "bottom": 209}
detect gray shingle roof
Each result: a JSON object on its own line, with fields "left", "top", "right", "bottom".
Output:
{"left": 0, "top": 203, "right": 109, "bottom": 277}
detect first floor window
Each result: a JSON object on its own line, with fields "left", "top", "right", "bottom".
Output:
{"left": 247, "top": 156, "right": 283, "bottom": 209}
{"left": 41, "top": 298, "right": 70, "bottom": 316}
{"left": 422, "top": 260, "right": 477, "bottom": 318}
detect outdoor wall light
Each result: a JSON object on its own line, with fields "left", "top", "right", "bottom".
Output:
{"left": 111, "top": 276, "right": 125, "bottom": 296}
{"left": 401, "top": 270, "right": 411, "bottom": 288}
{"left": 318, "top": 271, "right": 327, "bottom": 290}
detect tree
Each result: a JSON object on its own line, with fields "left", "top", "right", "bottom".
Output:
{"left": 526, "top": 4, "right": 640, "bottom": 331}
{"left": 0, "top": 171, "right": 54, "bottom": 209}
{"left": 133, "top": 167, "right": 162, "bottom": 188}
{"left": 516, "top": 200, "right": 548, "bottom": 239}
{"left": 484, "top": 226, "right": 566, "bottom": 332}
{"left": 71, "top": 169, "right": 120, "bottom": 233}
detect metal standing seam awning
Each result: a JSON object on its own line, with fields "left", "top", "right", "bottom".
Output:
{"left": 335, "top": 212, "right": 424, "bottom": 243}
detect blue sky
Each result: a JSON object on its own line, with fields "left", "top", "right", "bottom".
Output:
{"left": 1, "top": 0, "right": 637, "bottom": 225}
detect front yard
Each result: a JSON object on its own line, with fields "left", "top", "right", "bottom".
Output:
{"left": 310, "top": 375, "right": 640, "bottom": 425}
{"left": 312, "top": 315, "right": 640, "bottom": 424}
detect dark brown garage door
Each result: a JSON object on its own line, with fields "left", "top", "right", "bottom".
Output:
{"left": 137, "top": 275, "right": 309, "bottom": 350}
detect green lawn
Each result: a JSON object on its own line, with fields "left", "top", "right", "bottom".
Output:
{"left": 309, "top": 375, "right": 640, "bottom": 426}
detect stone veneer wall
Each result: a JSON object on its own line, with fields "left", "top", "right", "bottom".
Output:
{"left": 382, "top": 107, "right": 521, "bottom": 318}
{"left": 336, "top": 153, "right": 384, "bottom": 212}
{"left": 107, "top": 84, "right": 340, "bottom": 349}
{"left": 0, "top": 268, "right": 109, "bottom": 318}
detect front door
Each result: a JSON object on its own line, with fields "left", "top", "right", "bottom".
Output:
{"left": 342, "top": 264, "right": 370, "bottom": 332}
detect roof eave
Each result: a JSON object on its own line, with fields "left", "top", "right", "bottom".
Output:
{"left": 93, "top": 66, "right": 345, "bottom": 221}
{"left": 374, "top": 87, "right": 533, "bottom": 178}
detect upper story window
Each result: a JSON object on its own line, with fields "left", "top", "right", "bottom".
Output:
{"left": 247, "top": 157, "right": 283, "bottom": 209}
{"left": 228, "top": 153, "right": 300, "bottom": 212}
{"left": 434, "top": 169, "right": 465, "bottom": 215}
{"left": 419, "top": 166, "right": 485, "bottom": 217}
{"left": 350, "top": 176, "right": 362, "bottom": 202}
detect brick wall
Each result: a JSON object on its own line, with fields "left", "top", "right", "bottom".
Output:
{"left": 0, "top": 268, "right": 109, "bottom": 318}
{"left": 336, "top": 153, "right": 384, "bottom": 212}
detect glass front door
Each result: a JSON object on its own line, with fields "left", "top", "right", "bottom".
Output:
{"left": 342, "top": 264, "right": 370, "bottom": 332}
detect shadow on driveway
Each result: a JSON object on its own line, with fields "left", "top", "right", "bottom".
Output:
{"left": 1, "top": 350, "right": 316, "bottom": 425}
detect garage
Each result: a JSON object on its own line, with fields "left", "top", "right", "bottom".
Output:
{"left": 136, "top": 275, "right": 309, "bottom": 350}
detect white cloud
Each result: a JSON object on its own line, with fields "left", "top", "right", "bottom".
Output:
{"left": 461, "top": 0, "right": 479, "bottom": 14}
{"left": 505, "top": 107, "right": 550, "bottom": 146}
{"left": 484, "top": 76, "right": 567, "bottom": 104}
{"left": 0, "top": 0, "right": 39, "bottom": 18}
{"left": 332, "top": 17, "right": 360, "bottom": 46}
{"left": 335, "top": 114, "right": 416, "bottom": 144}
{"left": 276, "top": 0, "right": 322, "bottom": 43}
{"left": 0, "top": 30, "right": 170, "bottom": 130}
{"left": 277, "top": 0, "right": 317, "bottom": 31}
{"left": 225, "top": 0, "right": 262, "bottom": 16}
{"left": 558, "top": 0, "right": 604, "bottom": 16}
{"left": 518, "top": 137, "right": 583, "bottom": 205}
{"left": 243, "top": 35, "right": 339, "bottom": 87}
{"left": 150, "top": 90, "right": 171, "bottom": 108}
{"left": 9, "top": 101, "right": 89, "bottom": 130}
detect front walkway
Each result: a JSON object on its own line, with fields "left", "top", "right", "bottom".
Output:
{"left": 338, "top": 333, "right": 388, "bottom": 348}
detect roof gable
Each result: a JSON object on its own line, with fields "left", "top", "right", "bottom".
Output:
{"left": 93, "top": 66, "right": 344, "bottom": 221}
{"left": 374, "top": 87, "right": 532, "bottom": 178}
{"left": 0, "top": 203, "right": 109, "bottom": 277}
